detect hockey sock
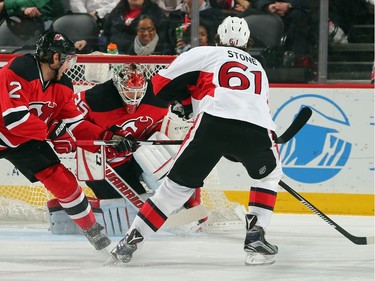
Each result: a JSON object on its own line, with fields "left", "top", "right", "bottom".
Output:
{"left": 36, "top": 164, "right": 96, "bottom": 230}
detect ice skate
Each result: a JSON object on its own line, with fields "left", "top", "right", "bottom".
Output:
{"left": 84, "top": 223, "right": 111, "bottom": 250}
{"left": 110, "top": 229, "right": 144, "bottom": 263}
{"left": 244, "top": 215, "right": 278, "bottom": 266}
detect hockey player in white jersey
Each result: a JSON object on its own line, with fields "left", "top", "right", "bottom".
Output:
{"left": 109, "top": 16, "right": 283, "bottom": 266}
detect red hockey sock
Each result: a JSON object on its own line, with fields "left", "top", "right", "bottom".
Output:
{"left": 36, "top": 164, "right": 96, "bottom": 230}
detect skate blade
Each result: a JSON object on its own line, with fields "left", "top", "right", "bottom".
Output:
{"left": 102, "top": 255, "right": 120, "bottom": 267}
{"left": 245, "top": 252, "right": 275, "bottom": 266}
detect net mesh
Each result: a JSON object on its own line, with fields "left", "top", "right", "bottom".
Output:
{"left": 0, "top": 54, "right": 244, "bottom": 226}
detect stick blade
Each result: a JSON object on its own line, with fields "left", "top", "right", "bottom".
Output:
{"left": 162, "top": 205, "right": 208, "bottom": 229}
{"left": 277, "top": 106, "right": 312, "bottom": 144}
{"left": 365, "top": 236, "right": 374, "bottom": 245}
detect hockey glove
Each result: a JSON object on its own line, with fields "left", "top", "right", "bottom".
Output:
{"left": 171, "top": 100, "right": 193, "bottom": 120}
{"left": 47, "top": 120, "right": 77, "bottom": 154}
{"left": 102, "top": 126, "right": 138, "bottom": 159}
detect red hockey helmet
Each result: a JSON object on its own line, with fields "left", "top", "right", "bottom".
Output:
{"left": 112, "top": 64, "right": 148, "bottom": 114}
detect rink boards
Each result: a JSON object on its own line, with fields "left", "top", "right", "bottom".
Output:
{"left": 0, "top": 84, "right": 374, "bottom": 215}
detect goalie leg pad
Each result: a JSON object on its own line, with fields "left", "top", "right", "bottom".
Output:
{"left": 47, "top": 198, "right": 82, "bottom": 235}
{"left": 99, "top": 198, "right": 138, "bottom": 236}
{"left": 134, "top": 132, "right": 178, "bottom": 191}
{"left": 47, "top": 198, "right": 137, "bottom": 236}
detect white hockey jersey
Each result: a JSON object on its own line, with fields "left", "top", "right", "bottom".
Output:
{"left": 152, "top": 46, "right": 276, "bottom": 131}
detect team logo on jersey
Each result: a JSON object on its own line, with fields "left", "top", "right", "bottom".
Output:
{"left": 120, "top": 116, "right": 154, "bottom": 135}
{"left": 54, "top": 34, "right": 64, "bottom": 41}
{"left": 273, "top": 94, "right": 352, "bottom": 184}
{"left": 29, "top": 101, "right": 57, "bottom": 123}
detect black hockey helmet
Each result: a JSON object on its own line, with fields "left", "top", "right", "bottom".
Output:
{"left": 35, "top": 30, "right": 76, "bottom": 64}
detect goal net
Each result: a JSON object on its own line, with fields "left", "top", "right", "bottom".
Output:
{"left": 0, "top": 54, "right": 245, "bottom": 228}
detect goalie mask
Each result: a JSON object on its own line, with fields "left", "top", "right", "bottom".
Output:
{"left": 217, "top": 16, "right": 250, "bottom": 49}
{"left": 112, "top": 64, "right": 148, "bottom": 114}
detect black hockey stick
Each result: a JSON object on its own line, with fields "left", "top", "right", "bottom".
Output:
{"left": 279, "top": 180, "right": 374, "bottom": 245}
{"left": 76, "top": 139, "right": 183, "bottom": 146}
{"left": 77, "top": 107, "right": 312, "bottom": 147}
{"left": 275, "top": 106, "right": 312, "bottom": 144}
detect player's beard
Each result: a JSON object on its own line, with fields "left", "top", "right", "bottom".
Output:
{"left": 49, "top": 64, "right": 61, "bottom": 82}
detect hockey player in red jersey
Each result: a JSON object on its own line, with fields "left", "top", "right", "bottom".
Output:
{"left": 0, "top": 30, "right": 137, "bottom": 250}
{"left": 73, "top": 63, "right": 202, "bottom": 208}
{"left": 73, "top": 63, "right": 169, "bottom": 198}
{"left": 109, "top": 16, "right": 283, "bottom": 266}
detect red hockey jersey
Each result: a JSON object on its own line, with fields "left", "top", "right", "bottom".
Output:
{"left": 0, "top": 55, "right": 104, "bottom": 151}
{"left": 74, "top": 79, "right": 169, "bottom": 166}
{"left": 152, "top": 46, "right": 276, "bottom": 131}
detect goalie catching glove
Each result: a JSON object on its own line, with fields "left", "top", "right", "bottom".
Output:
{"left": 102, "top": 125, "right": 138, "bottom": 159}
{"left": 47, "top": 120, "right": 77, "bottom": 154}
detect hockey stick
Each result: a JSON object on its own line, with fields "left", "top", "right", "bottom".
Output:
{"left": 105, "top": 165, "right": 145, "bottom": 208}
{"left": 104, "top": 165, "right": 208, "bottom": 228}
{"left": 279, "top": 180, "right": 374, "bottom": 245}
{"left": 76, "top": 139, "right": 183, "bottom": 146}
{"left": 77, "top": 107, "right": 312, "bottom": 147}
{"left": 274, "top": 106, "right": 312, "bottom": 144}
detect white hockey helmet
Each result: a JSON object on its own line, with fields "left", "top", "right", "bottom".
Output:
{"left": 112, "top": 64, "right": 148, "bottom": 114}
{"left": 217, "top": 16, "right": 250, "bottom": 48}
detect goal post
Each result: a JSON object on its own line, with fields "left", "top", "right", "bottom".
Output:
{"left": 0, "top": 54, "right": 245, "bottom": 227}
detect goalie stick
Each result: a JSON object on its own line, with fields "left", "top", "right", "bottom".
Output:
{"left": 76, "top": 106, "right": 313, "bottom": 147}
{"left": 76, "top": 139, "right": 184, "bottom": 146}
{"left": 104, "top": 165, "right": 208, "bottom": 228}
{"left": 279, "top": 180, "right": 374, "bottom": 245}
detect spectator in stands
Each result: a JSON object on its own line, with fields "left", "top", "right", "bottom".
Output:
{"left": 252, "top": 0, "right": 319, "bottom": 64}
{"left": 127, "top": 14, "right": 174, "bottom": 55}
{"left": 329, "top": 0, "right": 373, "bottom": 44}
{"left": 209, "top": 0, "right": 251, "bottom": 14}
{"left": 1, "top": 0, "right": 65, "bottom": 29}
{"left": 168, "top": 0, "right": 226, "bottom": 52}
{"left": 0, "top": 1, "right": 5, "bottom": 21}
{"left": 175, "top": 22, "right": 213, "bottom": 54}
{"left": 100, "top": 0, "right": 168, "bottom": 53}
{"left": 69, "top": 0, "right": 120, "bottom": 29}
{"left": 152, "top": 0, "right": 182, "bottom": 17}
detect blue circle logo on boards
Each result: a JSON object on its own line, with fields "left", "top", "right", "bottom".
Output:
{"left": 273, "top": 94, "right": 352, "bottom": 184}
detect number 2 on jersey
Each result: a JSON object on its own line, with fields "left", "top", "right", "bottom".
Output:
{"left": 9, "top": 81, "right": 21, "bottom": 98}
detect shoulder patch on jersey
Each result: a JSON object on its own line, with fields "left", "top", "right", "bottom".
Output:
{"left": 8, "top": 54, "right": 39, "bottom": 82}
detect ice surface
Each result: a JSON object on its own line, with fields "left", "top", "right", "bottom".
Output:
{"left": 0, "top": 214, "right": 374, "bottom": 281}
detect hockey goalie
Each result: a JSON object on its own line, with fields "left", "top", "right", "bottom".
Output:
{"left": 47, "top": 64, "right": 204, "bottom": 236}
